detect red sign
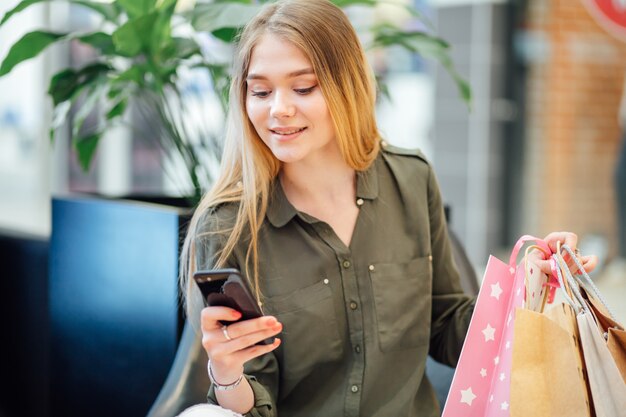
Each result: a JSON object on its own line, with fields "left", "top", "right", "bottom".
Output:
{"left": 583, "top": 0, "right": 626, "bottom": 41}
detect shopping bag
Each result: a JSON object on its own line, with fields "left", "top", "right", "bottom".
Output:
{"left": 564, "top": 246, "right": 626, "bottom": 382}
{"left": 442, "top": 236, "right": 552, "bottom": 417}
{"left": 554, "top": 248, "right": 626, "bottom": 417}
{"left": 509, "top": 259, "right": 591, "bottom": 417}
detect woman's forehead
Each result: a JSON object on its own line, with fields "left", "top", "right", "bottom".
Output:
{"left": 247, "top": 34, "right": 314, "bottom": 79}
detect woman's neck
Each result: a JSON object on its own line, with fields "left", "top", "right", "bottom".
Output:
{"left": 279, "top": 153, "right": 356, "bottom": 206}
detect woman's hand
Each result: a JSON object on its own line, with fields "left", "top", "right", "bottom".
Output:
{"left": 530, "top": 231, "right": 598, "bottom": 275}
{"left": 200, "top": 306, "right": 282, "bottom": 385}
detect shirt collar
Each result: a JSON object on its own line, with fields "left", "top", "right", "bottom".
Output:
{"left": 266, "top": 157, "right": 379, "bottom": 228}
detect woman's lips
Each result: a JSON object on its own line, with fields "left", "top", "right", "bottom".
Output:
{"left": 270, "top": 127, "right": 307, "bottom": 141}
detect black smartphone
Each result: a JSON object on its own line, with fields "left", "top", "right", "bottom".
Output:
{"left": 193, "top": 268, "right": 274, "bottom": 345}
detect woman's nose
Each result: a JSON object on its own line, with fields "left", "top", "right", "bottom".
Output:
{"left": 270, "top": 91, "right": 296, "bottom": 118}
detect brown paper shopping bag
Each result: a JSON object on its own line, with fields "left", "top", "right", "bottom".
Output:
{"left": 510, "top": 248, "right": 590, "bottom": 417}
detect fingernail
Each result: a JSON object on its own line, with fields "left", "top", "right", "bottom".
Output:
{"left": 272, "top": 323, "right": 282, "bottom": 331}
{"left": 274, "top": 338, "right": 281, "bottom": 346}
{"left": 266, "top": 317, "right": 277, "bottom": 326}
{"left": 232, "top": 310, "right": 242, "bottom": 318}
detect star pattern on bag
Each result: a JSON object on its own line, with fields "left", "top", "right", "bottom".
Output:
{"left": 460, "top": 387, "right": 477, "bottom": 406}
{"left": 442, "top": 254, "right": 531, "bottom": 417}
{"left": 490, "top": 282, "right": 503, "bottom": 300}
{"left": 482, "top": 324, "right": 496, "bottom": 342}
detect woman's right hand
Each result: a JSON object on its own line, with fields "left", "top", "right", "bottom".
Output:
{"left": 200, "top": 306, "right": 282, "bottom": 384}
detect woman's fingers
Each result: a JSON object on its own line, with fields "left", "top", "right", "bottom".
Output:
{"left": 211, "top": 323, "right": 283, "bottom": 357}
{"left": 543, "top": 231, "right": 578, "bottom": 253}
{"left": 202, "top": 314, "right": 282, "bottom": 366}
{"left": 579, "top": 255, "right": 598, "bottom": 273}
{"left": 200, "top": 306, "right": 242, "bottom": 332}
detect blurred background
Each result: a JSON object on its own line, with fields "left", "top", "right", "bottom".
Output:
{"left": 1, "top": 0, "right": 625, "bottom": 416}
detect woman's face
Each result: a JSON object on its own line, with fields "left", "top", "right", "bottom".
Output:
{"left": 245, "top": 34, "right": 337, "bottom": 165}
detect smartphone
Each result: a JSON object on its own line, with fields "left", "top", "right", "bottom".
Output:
{"left": 193, "top": 268, "right": 274, "bottom": 345}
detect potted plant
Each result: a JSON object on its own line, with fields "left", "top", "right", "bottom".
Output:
{"left": 0, "top": 1, "right": 470, "bottom": 416}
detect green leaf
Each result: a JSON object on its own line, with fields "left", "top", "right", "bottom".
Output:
{"left": 72, "top": 81, "right": 107, "bottom": 137}
{"left": 0, "top": 31, "right": 66, "bottom": 77}
{"left": 47, "top": 62, "right": 111, "bottom": 106}
{"left": 71, "top": 0, "right": 122, "bottom": 23}
{"left": 151, "top": 5, "right": 175, "bottom": 56}
{"left": 156, "top": 0, "right": 178, "bottom": 11}
{"left": 76, "top": 32, "right": 116, "bottom": 55}
{"left": 0, "top": 0, "right": 44, "bottom": 26}
{"left": 369, "top": 24, "right": 449, "bottom": 57}
{"left": 112, "top": 12, "right": 159, "bottom": 56}
{"left": 1, "top": 0, "right": 122, "bottom": 27}
{"left": 115, "top": 65, "right": 145, "bottom": 84}
{"left": 106, "top": 97, "right": 127, "bottom": 120}
{"left": 211, "top": 27, "right": 239, "bottom": 43}
{"left": 74, "top": 131, "right": 102, "bottom": 172}
{"left": 369, "top": 24, "right": 471, "bottom": 107}
{"left": 116, "top": 0, "right": 157, "bottom": 19}
{"left": 188, "top": 3, "right": 263, "bottom": 34}
{"left": 50, "top": 100, "right": 72, "bottom": 141}
{"left": 162, "top": 37, "right": 201, "bottom": 61}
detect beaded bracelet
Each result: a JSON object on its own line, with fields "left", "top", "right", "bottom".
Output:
{"left": 207, "top": 360, "right": 244, "bottom": 391}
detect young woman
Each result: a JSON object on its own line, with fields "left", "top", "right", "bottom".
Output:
{"left": 179, "top": 1, "right": 596, "bottom": 416}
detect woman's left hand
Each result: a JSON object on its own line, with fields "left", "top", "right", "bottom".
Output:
{"left": 531, "top": 231, "right": 598, "bottom": 275}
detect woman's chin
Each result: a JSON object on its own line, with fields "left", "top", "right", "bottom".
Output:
{"left": 271, "top": 150, "right": 306, "bottom": 165}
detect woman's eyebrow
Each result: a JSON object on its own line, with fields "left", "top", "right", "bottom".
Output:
{"left": 246, "top": 68, "right": 315, "bottom": 81}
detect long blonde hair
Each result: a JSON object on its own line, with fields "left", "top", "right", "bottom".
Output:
{"left": 181, "top": 0, "right": 381, "bottom": 318}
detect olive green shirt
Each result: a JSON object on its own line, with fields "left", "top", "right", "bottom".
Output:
{"left": 200, "top": 145, "right": 475, "bottom": 417}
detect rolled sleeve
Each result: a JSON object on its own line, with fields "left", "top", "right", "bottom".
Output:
{"left": 206, "top": 375, "right": 275, "bottom": 417}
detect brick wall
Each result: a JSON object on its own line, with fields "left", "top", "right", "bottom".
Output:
{"left": 523, "top": 0, "right": 626, "bottom": 255}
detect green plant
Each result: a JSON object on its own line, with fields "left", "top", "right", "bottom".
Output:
{"left": 0, "top": 0, "right": 470, "bottom": 203}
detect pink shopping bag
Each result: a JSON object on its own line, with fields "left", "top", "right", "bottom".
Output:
{"left": 441, "top": 236, "right": 551, "bottom": 417}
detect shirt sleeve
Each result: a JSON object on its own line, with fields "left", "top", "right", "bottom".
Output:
{"left": 206, "top": 350, "right": 280, "bottom": 416}
{"left": 196, "top": 206, "right": 280, "bottom": 416}
{"left": 426, "top": 164, "right": 476, "bottom": 367}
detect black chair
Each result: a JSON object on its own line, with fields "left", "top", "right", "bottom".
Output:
{"left": 147, "top": 228, "right": 478, "bottom": 417}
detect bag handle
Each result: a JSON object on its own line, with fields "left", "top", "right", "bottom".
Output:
{"left": 523, "top": 244, "right": 552, "bottom": 312}
{"left": 509, "top": 235, "right": 551, "bottom": 267}
{"left": 558, "top": 244, "right": 617, "bottom": 321}
{"left": 551, "top": 253, "right": 588, "bottom": 314}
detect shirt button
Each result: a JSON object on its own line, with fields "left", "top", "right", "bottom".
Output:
{"left": 349, "top": 301, "right": 358, "bottom": 310}
{"left": 356, "top": 198, "right": 364, "bottom": 206}
{"left": 428, "top": 255, "right": 433, "bottom": 262}
{"left": 368, "top": 264, "right": 375, "bottom": 271}
{"left": 323, "top": 278, "right": 329, "bottom": 285}
{"left": 342, "top": 260, "right": 351, "bottom": 268}
{"left": 381, "top": 140, "right": 388, "bottom": 148}
{"left": 355, "top": 345, "right": 361, "bottom": 353}
{"left": 351, "top": 385, "right": 359, "bottom": 393}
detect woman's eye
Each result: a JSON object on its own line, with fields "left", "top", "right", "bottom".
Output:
{"left": 250, "top": 90, "right": 270, "bottom": 98}
{"left": 295, "top": 86, "right": 316, "bottom": 95}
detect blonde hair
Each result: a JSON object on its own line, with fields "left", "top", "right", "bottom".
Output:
{"left": 181, "top": 0, "right": 381, "bottom": 318}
